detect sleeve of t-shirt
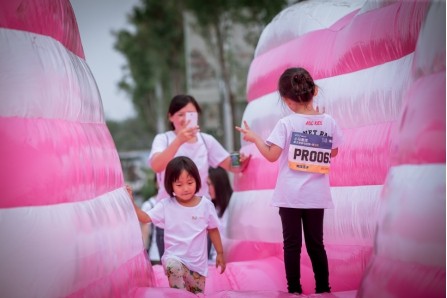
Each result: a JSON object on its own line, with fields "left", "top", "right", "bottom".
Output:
{"left": 147, "top": 133, "right": 168, "bottom": 168}
{"left": 330, "top": 117, "right": 343, "bottom": 149}
{"left": 202, "top": 134, "right": 229, "bottom": 168}
{"left": 141, "top": 199, "right": 154, "bottom": 213}
{"left": 147, "top": 199, "right": 166, "bottom": 229}
{"left": 266, "top": 120, "right": 287, "bottom": 149}
{"left": 205, "top": 199, "right": 220, "bottom": 230}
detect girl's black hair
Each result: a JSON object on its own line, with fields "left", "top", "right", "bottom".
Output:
{"left": 167, "top": 94, "right": 202, "bottom": 130}
{"left": 164, "top": 156, "right": 201, "bottom": 196}
{"left": 208, "top": 166, "right": 233, "bottom": 218}
{"left": 278, "top": 67, "right": 316, "bottom": 104}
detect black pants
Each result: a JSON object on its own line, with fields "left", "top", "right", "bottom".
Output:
{"left": 278, "top": 207, "right": 330, "bottom": 294}
{"left": 155, "top": 226, "right": 164, "bottom": 259}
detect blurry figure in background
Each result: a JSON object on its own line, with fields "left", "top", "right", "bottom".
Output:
{"left": 148, "top": 94, "right": 250, "bottom": 258}
{"left": 141, "top": 176, "right": 158, "bottom": 257}
{"left": 207, "top": 166, "right": 233, "bottom": 261}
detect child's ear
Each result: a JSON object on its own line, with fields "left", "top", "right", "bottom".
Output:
{"left": 314, "top": 86, "right": 319, "bottom": 96}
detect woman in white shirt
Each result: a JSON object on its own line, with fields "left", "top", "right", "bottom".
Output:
{"left": 148, "top": 94, "right": 249, "bottom": 259}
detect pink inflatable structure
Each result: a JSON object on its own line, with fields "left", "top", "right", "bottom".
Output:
{"left": 0, "top": 0, "right": 444, "bottom": 297}
{"left": 0, "top": 1, "right": 153, "bottom": 297}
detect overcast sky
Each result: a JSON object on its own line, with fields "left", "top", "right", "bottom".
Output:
{"left": 71, "top": 0, "right": 140, "bottom": 121}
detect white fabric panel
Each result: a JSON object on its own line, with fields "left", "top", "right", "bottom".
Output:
{"left": 240, "top": 93, "right": 292, "bottom": 147}
{"left": 0, "top": 28, "right": 104, "bottom": 122}
{"left": 226, "top": 185, "right": 382, "bottom": 244}
{"left": 255, "top": 0, "right": 366, "bottom": 57}
{"left": 0, "top": 187, "right": 143, "bottom": 298}
{"left": 241, "top": 54, "right": 413, "bottom": 145}
{"left": 316, "top": 54, "right": 414, "bottom": 128}
{"left": 375, "top": 164, "right": 446, "bottom": 267}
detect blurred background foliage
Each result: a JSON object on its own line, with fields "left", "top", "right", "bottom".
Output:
{"left": 107, "top": 0, "right": 300, "bottom": 200}
{"left": 110, "top": 0, "right": 292, "bottom": 149}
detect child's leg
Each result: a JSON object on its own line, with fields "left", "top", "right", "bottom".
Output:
{"left": 183, "top": 267, "right": 206, "bottom": 294}
{"left": 165, "top": 258, "right": 186, "bottom": 290}
{"left": 302, "top": 208, "right": 330, "bottom": 293}
{"left": 279, "top": 207, "right": 304, "bottom": 294}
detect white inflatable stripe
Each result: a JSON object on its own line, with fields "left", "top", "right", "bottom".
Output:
{"left": 375, "top": 163, "right": 446, "bottom": 267}
{"left": 0, "top": 187, "right": 143, "bottom": 298}
{"left": 0, "top": 28, "right": 104, "bottom": 122}
{"left": 226, "top": 184, "right": 382, "bottom": 245}
{"left": 242, "top": 53, "right": 414, "bottom": 131}
{"left": 256, "top": 0, "right": 366, "bottom": 57}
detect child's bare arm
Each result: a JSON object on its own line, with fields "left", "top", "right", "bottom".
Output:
{"left": 208, "top": 228, "right": 226, "bottom": 273}
{"left": 236, "top": 121, "right": 282, "bottom": 162}
{"left": 125, "top": 185, "right": 152, "bottom": 224}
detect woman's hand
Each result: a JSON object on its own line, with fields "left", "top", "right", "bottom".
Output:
{"left": 176, "top": 124, "right": 199, "bottom": 144}
{"left": 239, "top": 153, "right": 251, "bottom": 172}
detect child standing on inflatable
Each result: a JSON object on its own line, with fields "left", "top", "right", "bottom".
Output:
{"left": 236, "top": 67, "right": 342, "bottom": 294}
{"left": 144, "top": 156, "right": 226, "bottom": 294}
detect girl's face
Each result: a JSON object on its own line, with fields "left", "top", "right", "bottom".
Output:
{"left": 169, "top": 103, "right": 198, "bottom": 131}
{"left": 173, "top": 170, "right": 197, "bottom": 203}
{"left": 207, "top": 177, "right": 215, "bottom": 200}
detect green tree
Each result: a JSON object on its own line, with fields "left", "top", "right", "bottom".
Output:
{"left": 113, "top": 0, "right": 290, "bottom": 149}
{"left": 184, "top": 0, "right": 289, "bottom": 149}
{"left": 106, "top": 118, "right": 153, "bottom": 151}
{"left": 114, "top": 0, "right": 187, "bottom": 136}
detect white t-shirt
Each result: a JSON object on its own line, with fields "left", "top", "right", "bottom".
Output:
{"left": 266, "top": 113, "right": 343, "bottom": 209}
{"left": 147, "top": 196, "right": 220, "bottom": 276}
{"left": 148, "top": 131, "right": 229, "bottom": 201}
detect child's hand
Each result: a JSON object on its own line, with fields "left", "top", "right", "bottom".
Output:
{"left": 125, "top": 185, "right": 151, "bottom": 224}
{"left": 235, "top": 120, "right": 257, "bottom": 143}
{"left": 125, "top": 184, "right": 134, "bottom": 199}
{"left": 216, "top": 253, "right": 226, "bottom": 274}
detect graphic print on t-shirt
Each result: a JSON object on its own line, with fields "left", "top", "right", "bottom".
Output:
{"left": 288, "top": 132, "right": 332, "bottom": 174}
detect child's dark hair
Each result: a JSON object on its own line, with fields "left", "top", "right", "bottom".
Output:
{"left": 278, "top": 67, "right": 316, "bottom": 104}
{"left": 208, "top": 167, "right": 233, "bottom": 218}
{"left": 168, "top": 95, "right": 202, "bottom": 130}
{"left": 164, "top": 156, "right": 201, "bottom": 196}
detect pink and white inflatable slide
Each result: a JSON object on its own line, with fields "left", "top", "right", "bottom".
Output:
{"left": 0, "top": 0, "right": 444, "bottom": 297}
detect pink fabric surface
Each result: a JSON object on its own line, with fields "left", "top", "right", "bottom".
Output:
{"left": 149, "top": 251, "right": 366, "bottom": 295}
{"left": 246, "top": 1, "right": 429, "bottom": 101}
{"left": 357, "top": 1, "right": 445, "bottom": 296}
{"left": 0, "top": 118, "right": 123, "bottom": 208}
{"left": 0, "top": 0, "right": 84, "bottom": 58}
{"left": 0, "top": 188, "right": 153, "bottom": 297}
{"left": 134, "top": 287, "right": 357, "bottom": 298}
{"left": 359, "top": 255, "right": 445, "bottom": 298}
{"left": 0, "top": 0, "right": 149, "bottom": 296}
{"left": 1, "top": 0, "right": 444, "bottom": 296}
{"left": 391, "top": 72, "right": 446, "bottom": 165}
{"left": 66, "top": 251, "right": 153, "bottom": 298}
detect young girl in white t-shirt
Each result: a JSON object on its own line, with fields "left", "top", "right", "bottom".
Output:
{"left": 145, "top": 156, "right": 226, "bottom": 294}
{"left": 236, "top": 67, "right": 343, "bottom": 295}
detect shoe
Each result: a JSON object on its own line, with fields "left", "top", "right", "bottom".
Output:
{"left": 315, "top": 286, "right": 331, "bottom": 293}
